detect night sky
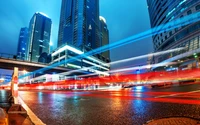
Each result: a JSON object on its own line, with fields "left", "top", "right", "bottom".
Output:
{"left": 0, "top": 0, "right": 153, "bottom": 69}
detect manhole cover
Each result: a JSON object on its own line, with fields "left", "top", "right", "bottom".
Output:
{"left": 145, "top": 117, "right": 199, "bottom": 125}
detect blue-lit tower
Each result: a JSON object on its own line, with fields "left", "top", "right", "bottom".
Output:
{"left": 17, "top": 27, "right": 28, "bottom": 60}
{"left": 26, "top": 12, "right": 52, "bottom": 62}
{"left": 58, "top": 0, "right": 100, "bottom": 51}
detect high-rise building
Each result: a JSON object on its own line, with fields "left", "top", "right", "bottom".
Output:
{"left": 58, "top": 0, "right": 100, "bottom": 51}
{"left": 147, "top": 0, "right": 200, "bottom": 63}
{"left": 17, "top": 27, "right": 28, "bottom": 60}
{"left": 99, "top": 16, "right": 110, "bottom": 61}
{"left": 26, "top": 12, "right": 52, "bottom": 62}
{"left": 52, "top": 0, "right": 110, "bottom": 75}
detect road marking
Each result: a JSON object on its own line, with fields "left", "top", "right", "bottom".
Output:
{"left": 155, "top": 90, "right": 200, "bottom": 98}
{"left": 18, "top": 96, "right": 46, "bottom": 125}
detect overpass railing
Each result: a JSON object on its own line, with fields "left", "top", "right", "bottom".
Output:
{"left": 0, "top": 53, "right": 49, "bottom": 65}
{"left": 0, "top": 53, "right": 17, "bottom": 59}
{"left": 0, "top": 53, "right": 73, "bottom": 71}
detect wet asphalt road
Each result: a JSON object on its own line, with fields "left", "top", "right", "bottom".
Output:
{"left": 17, "top": 84, "right": 200, "bottom": 125}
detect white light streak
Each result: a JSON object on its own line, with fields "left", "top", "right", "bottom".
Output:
{"left": 110, "top": 47, "right": 185, "bottom": 65}
{"left": 58, "top": 47, "right": 184, "bottom": 77}
{"left": 108, "top": 62, "right": 177, "bottom": 73}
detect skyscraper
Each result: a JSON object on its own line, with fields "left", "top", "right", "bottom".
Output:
{"left": 99, "top": 16, "right": 110, "bottom": 62}
{"left": 58, "top": 0, "right": 100, "bottom": 51}
{"left": 147, "top": 0, "right": 200, "bottom": 63}
{"left": 52, "top": 0, "right": 110, "bottom": 74}
{"left": 26, "top": 12, "right": 52, "bottom": 62}
{"left": 17, "top": 27, "right": 28, "bottom": 60}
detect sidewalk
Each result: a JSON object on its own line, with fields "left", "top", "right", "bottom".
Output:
{"left": 0, "top": 90, "right": 34, "bottom": 125}
{"left": 145, "top": 117, "right": 200, "bottom": 125}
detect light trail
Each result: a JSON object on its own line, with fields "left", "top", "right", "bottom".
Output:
{"left": 109, "top": 47, "right": 185, "bottom": 65}
{"left": 155, "top": 90, "right": 200, "bottom": 98}
{"left": 108, "top": 62, "right": 176, "bottom": 73}
{"left": 24, "top": 47, "right": 187, "bottom": 81}
{"left": 80, "top": 93, "right": 200, "bottom": 105}
{"left": 15, "top": 69, "right": 200, "bottom": 91}
{"left": 19, "top": 11, "right": 200, "bottom": 79}
{"left": 73, "top": 61, "right": 177, "bottom": 78}
{"left": 58, "top": 47, "right": 185, "bottom": 77}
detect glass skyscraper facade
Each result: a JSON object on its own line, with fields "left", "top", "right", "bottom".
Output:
{"left": 58, "top": 0, "right": 100, "bottom": 51}
{"left": 17, "top": 27, "right": 28, "bottom": 60}
{"left": 147, "top": 0, "right": 200, "bottom": 63}
{"left": 26, "top": 12, "right": 52, "bottom": 62}
{"left": 52, "top": 0, "right": 110, "bottom": 74}
{"left": 99, "top": 16, "right": 110, "bottom": 62}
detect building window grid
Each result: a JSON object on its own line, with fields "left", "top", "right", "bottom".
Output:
{"left": 189, "top": 39, "right": 194, "bottom": 51}
{"left": 163, "top": 35, "right": 200, "bottom": 59}
{"left": 193, "top": 37, "right": 198, "bottom": 49}
{"left": 196, "top": 5, "right": 200, "bottom": 11}
{"left": 183, "top": 36, "right": 200, "bottom": 52}
{"left": 154, "top": 0, "right": 197, "bottom": 32}
{"left": 187, "top": 10, "right": 192, "bottom": 15}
